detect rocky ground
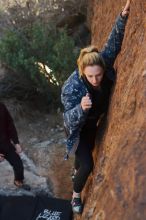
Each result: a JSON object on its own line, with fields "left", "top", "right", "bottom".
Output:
{"left": 0, "top": 109, "right": 74, "bottom": 200}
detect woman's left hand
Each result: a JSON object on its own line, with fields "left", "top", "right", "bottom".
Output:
{"left": 121, "top": 0, "right": 131, "bottom": 17}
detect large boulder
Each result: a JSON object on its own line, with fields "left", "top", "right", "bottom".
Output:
{"left": 75, "top": 0, "right": 146, "bottom": 219}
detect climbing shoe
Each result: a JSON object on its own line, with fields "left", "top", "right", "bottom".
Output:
{"left": 14, "top": 180, "right": 31, "bottom": 191}
{"left": 71, "top": 197, "right": 83, "bottom": 214}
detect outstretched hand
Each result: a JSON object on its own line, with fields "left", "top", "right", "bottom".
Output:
{"left": 121, "top": 0, "right": 131, "bottom": 17}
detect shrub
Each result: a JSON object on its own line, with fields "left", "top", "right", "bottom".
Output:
{"left": 0, "top": 20, "right": 78, "bottom": 106}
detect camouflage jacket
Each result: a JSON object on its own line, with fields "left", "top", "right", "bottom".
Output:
{"left": 61, "top": 14, "right": 128, "bottom": 159}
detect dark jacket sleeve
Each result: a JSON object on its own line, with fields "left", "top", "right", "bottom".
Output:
{"left": 5, "top": 106, "right": 19, "bottom": 144}
{"left": 61, "top": 84, "right": 87, "bottom": 132}
{"left": 101, "top": 14, "right": 128, "bottom": 67}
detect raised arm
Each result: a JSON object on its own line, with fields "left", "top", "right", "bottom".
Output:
{"left": 101, "top": 0, "right": 131, "bottom": 67}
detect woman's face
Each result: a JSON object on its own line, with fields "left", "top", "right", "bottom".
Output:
{"left": 84, "top": 65, "right": 104, "bottom": 88}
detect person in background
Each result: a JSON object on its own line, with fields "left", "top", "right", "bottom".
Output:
{"left": 61, "top": 0, "right": 131, "bottom": 214}
{"left": 0, "top": 102, "right": 30, "bottom": 190}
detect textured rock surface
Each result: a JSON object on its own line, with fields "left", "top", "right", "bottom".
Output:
{"left": 75, "top": 0, "right": 146, "bottom": 219}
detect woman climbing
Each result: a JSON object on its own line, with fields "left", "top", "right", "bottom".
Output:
{"left": 61, "top": 0, "right": 131, "bottom": 214}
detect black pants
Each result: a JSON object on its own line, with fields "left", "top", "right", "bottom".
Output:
{"left": 3, "top": 146, "right": 24, "bottom": 181}
{"left": 73, "top": 128, "right": 96, "bottom": 193}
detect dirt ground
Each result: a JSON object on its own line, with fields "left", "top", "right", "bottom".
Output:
{"left": 17, "top": 111, "right": 74, "bottom": 200}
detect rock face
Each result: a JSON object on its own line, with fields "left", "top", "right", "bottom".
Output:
{"left": 75, "top": 0, "right": 146, "bottom": 220}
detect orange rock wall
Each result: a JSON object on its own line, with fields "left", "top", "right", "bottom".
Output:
{"left": 75, "top": 0, "right": 146, "bottom": 219}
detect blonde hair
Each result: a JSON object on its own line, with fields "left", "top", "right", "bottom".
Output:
{"left": 77, "top": 46, "right": 106, "bottom": 76}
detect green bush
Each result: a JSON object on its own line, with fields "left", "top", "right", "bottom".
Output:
{"left": 0, "top": 21, "right": 78, "bottom": 106}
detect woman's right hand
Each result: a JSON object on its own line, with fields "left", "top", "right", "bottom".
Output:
{"left": 81, "top": 93, "right": 92, "bottom": 111}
